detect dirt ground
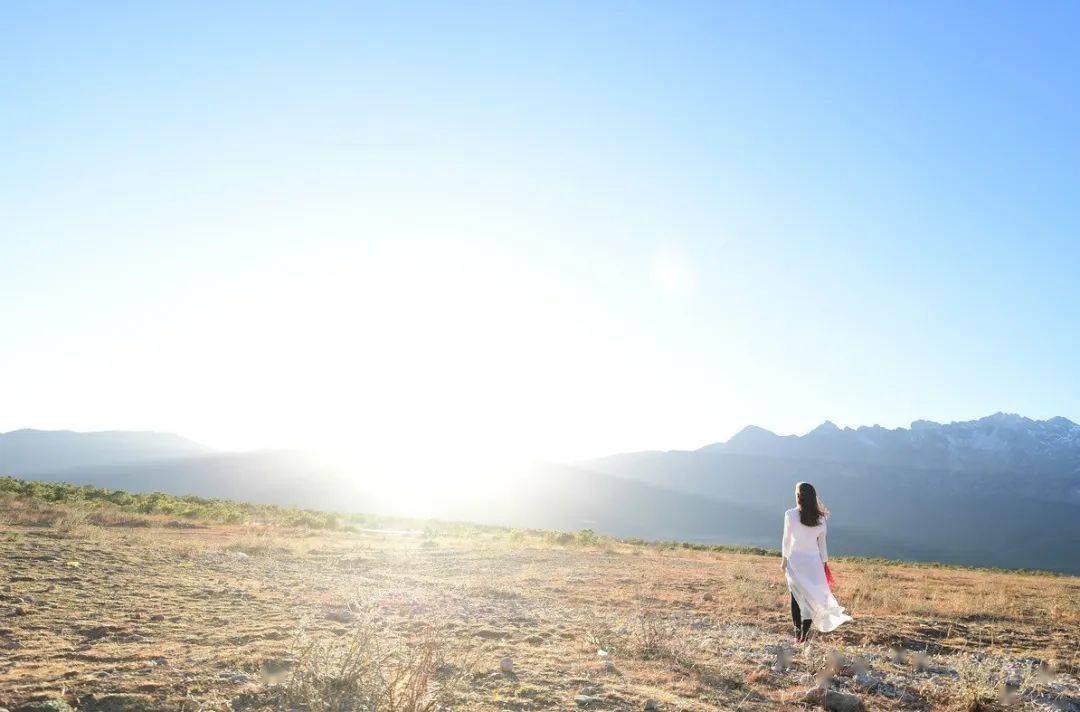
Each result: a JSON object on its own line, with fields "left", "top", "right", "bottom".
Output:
{"left": 1, "top": 522, "right": 1077, "bottom": 711}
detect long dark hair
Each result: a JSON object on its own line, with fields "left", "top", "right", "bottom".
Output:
{"left": 796, "top": 482, "right": 829, "bottom": 526}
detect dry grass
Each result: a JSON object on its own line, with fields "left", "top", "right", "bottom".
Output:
{"left": 0, "top": 492, "right": 204, "bottom": 533}
{"left": 281, "top": 619, "right": 470, "bottom": 711}
{"left": 1, "top": 497, "right": 1077, "bottom": 711}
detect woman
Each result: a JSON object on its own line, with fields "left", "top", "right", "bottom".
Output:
{"left": 781, "top": 482, "right": 851, "bottom": 642}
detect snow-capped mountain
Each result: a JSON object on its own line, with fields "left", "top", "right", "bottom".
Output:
{"left": 710, "top": 412, "right": 1080, "bottom": 477}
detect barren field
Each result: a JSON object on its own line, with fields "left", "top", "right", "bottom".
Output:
{"left": 1, "top": 497, "right": 1078, "bottom": 711}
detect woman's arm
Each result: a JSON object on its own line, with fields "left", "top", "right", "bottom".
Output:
{"left": 781, "top": 511, "right": 792, "bottom": 569}
{"left": 817, "top": 521, "right": 829, "bottom": 563}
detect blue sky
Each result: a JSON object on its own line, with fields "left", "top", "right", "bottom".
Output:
{"left": 3, "top": 2, "right": 1079, "bottom": 461}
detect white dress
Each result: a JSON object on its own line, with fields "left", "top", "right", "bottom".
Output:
{"left": 782, "top": 508, "right": 852, "bottom": 633}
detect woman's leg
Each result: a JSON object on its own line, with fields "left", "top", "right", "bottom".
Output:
{"left": 791, "top": 595, "right": 813, "bottom": 641}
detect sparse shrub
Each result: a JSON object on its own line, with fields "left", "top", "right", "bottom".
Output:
{"left": 545, "top": 531, "right": 575, "bottom": 545}
{"left": 935, "top": 655, "right": 1038, "bottom": 711}
{"left": 225, "top": 510, "right": 246, "bottom": 524}
{"left": 284, "top": 613, "right": 472, "bottom": 712}
{"left": 286, "top": 623, "right": 383, "bottom": 710}
{"left": 225, "top": 533, "right": 277, "bottom": 556}
{"left": 585, "top": 619, "right": 630, "bottom": 657}
{"left": 634, "top": 604, "right": 679, "bottom": 661}
{"left": 576, "top": 528, "right": 600, "bottom": 546}
{"left": 52, "top": 508, "right": 92, "bottom": 533}
{"left": 541, "top": 529, "right": 607, "bottom": 547}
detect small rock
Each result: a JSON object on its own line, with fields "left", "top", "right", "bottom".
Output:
{"left": 85, "top": 694, "right": 154, "bottom": 712}
{"left": 853, "top": 672, "right": 880, "bottom": 691}
{"left": 999, "top": 683, "right": 1021, "bottom": 706}
{"left": 14, "top": 701, "right": 75, "bottom": 712}
{"left": 851, "top": 655, "right": 869, "bottom": 678}
{"left": 118, "top": 633, "right": 150, "bottom": 644}
{"left": 83, "top": 626, "right": 111, "bottom": 641}
{"left": 876, "top": 681, "right": 903, "bottom": 699}
{"left": 772, "top": 647, "right": 793, "bottom": 673}
{"left": 325, "top": 609, "right": 355, "bottom": 623}
{"left": 1037, "top": 661, "right": 1058, "bottom": 684}
{"left": 218, "top": 671, "right": 252, "bottom": 684}
{"left": 800, "top": 687, "right": 865, "bottom": 712}
{"left": 499, "top": 657, "right": 514, "bottom": 674}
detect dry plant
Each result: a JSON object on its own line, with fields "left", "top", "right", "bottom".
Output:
{"left": 0, "top": 493, "right": 158, "bottom": 533}
{"left": 584, "top": 617, "right": 630, "bottom": 657}
{"left": 633, "top": 599, "right": 709, "bottom": 674}
{"left": 285, "top": 623, "right": 384, "bottom": 711}
{"left": 0, "top": 493, "right": 67, "bottom": 527}
{"left": 223, "top": 528, "right": 312, "bottom": 557}
{"left": 933, "top": 654, "right": 1038, "bottom": 711}
{"left": 284, "top": 609, "right": 474, "bottom": 712}
{"left": 381, "top": 635, "right": 468, "bottom": 712}
{"left": 634, "top": 603, "right": 679, "bottom": 661}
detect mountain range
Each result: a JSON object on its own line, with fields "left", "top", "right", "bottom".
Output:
{"left": 2, "top": 413, "right": 1078, "bottom": 573}
{"left": 590, "top": 412, "right": 1080, "bottom": 503}
{"left": 584, "top": 413, "right": 1080, "bottom": 572}
{"left": 0, "top": 429, "right": 209, "bottom": 474}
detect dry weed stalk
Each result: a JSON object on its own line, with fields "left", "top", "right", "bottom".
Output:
{"left": 284, "top": 607, "right": 474, "bottom": 711}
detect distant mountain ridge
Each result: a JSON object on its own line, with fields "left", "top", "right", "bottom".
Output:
{"left": 592, "top": 413, "right": 1080, "bottom": 506}
{"left": 0, "top": 429, "right": 209, "bottom": 475}
{"left": 708, "top": 413, "right": 1080, "bottom": 477}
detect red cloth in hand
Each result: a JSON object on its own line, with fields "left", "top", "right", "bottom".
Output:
{"left": 824, "top": 563, "right": 836, "bottom": 588}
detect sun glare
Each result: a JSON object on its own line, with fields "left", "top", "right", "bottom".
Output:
{"left": 652, "top": 246, "right": 696, "bottom": 298}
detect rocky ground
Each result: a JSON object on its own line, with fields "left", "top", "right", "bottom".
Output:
{"left": 0, "top": 520, "right": 1077, "bottom": 711}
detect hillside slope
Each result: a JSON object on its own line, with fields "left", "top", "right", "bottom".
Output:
{"left": 8, "top": 454, "right": 792, "bottom": 552}
{"left": 1, "top": 488, "right": 1077, "bottom": 712}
